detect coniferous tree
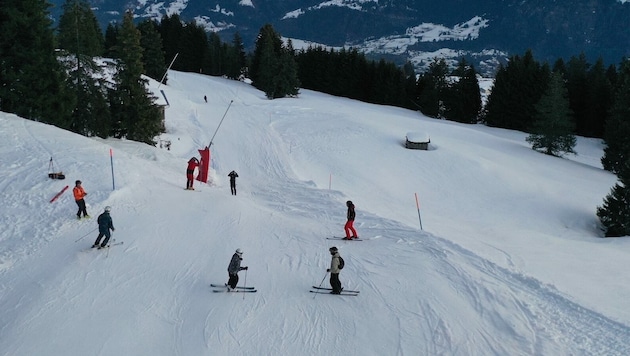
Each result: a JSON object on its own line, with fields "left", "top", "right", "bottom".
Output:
{"left": 104, "top": 23, "right": 119, "bottom": 58}
{"left": 250, "top": 24, "right": 299, "bottom": 99}
{"left": 109, "top": 11, "right": 163, "bottom": 144}
{"left": 225, "top": 32, "right": 247, "bottom": 80}
{"left": 584, "top": 58, "right": 613, "bottom": 138}
{"left": 158, "top": 14, "right": 184, "bottom": 71}
{"left": 484, "top": 50, "right": 549, "bottom": 131}
{"left": 0, "top": 0, "right": 73, "bottom": 127}
{"left": 444, "top": 58, "right": 482, "bottom": 123}
{"left": 179, "top": 22, "right": 207, "bottom": 73}
{"left": 137, "top": 19, "right": 167, "bottom": 83}
{"left": 526, "top": 71, "right": 576, "bottom": 156}
{"left": 250, "top": 25, "right": 279, "bottom": 97}
{"left": 564, "top": 54, "right": 590, "bottom": 136}
{"left": 57, "top": 0, "right": 110, "bottom": 137}
{"left": 57, "top": 0, "right": 104, "bottom": 57}
{"left": 206, "top": 32, "right": 225, "bottom": 76}
{"left": 417, "top": 58, "right": 449, "bottom": 118}
{"left": 272, "top": 40, "right": 300, "bottom": 98}
{"left": 402, "top": 61, "right": 417, "bottom": 110}
{"left": 601, "top": 59, "right": 630, "bottom": 174}
{"left": 597, "top": 162, "right": 630, "bottom": 237}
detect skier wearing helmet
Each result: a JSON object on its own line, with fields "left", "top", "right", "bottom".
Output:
{"left": 92, "top": 206, "right": 115, "bottom": 249}
{"left": 327, "top": 246, "right": 343, "bottom": 294}
{"left": 226, "top": 248, "right": 248, "bottom": 291}
{"left": 344, "top": 200, "right": 358, "bottom": 239}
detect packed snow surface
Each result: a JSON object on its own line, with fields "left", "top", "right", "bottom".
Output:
{"left": 1, "top": 71, "right": 628, "bottom": 355}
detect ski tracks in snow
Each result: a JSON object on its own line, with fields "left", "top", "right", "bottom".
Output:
{"left": 369, "top": 230, "right": 630, "bottom": 355}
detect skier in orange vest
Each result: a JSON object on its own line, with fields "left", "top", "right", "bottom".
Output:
{"left": 73, "top": 180, "right": 89, "bottom": 219}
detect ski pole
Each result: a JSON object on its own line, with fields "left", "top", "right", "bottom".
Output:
{"left": 242, "top": 268, "right": 248, "bottom": 300}
{"left": 74, "top": 228, "right": 97, "bottom": 242}
{"left": 106, "top": 233, "right": 113, "bottom": 258}
{"left": 313, "top": 271, "right": 328, "bottom": 299}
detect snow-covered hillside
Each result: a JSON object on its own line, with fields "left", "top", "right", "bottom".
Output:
{"left": 1, "top": 71, "right": 628, "bottom": 355}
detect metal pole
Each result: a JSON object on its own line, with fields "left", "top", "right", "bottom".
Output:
{"left": 207, "top": 100, "right": 234, "bottom": 147}
{"left": 110, "top": 149, "right": 115, "bottom": 190}
{"left": 313, "top": 271, "right": 328, "bottom": 299}
{"left": 158, "top": 53, "right": 179, "bottom": 89}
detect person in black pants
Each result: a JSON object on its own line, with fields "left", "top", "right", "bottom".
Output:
{"left": 227, "top": 249, "right": 248, "bottom": 291}
{"left": 327, "top": 246, "right": 343, "bottom": 294}
{"left": 228, "top": 170, "right": 239, "bottom": 195}
{"left": 93, "top": 206, "right": 115, "bottom": 249}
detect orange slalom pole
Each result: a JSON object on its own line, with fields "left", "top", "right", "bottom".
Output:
{"left": 415, "top": 192, "right": 423, "bottom": 230}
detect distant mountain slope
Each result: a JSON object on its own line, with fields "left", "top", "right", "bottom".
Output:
{"left": 47, "top": 0, "right": 630, "bottom": 74}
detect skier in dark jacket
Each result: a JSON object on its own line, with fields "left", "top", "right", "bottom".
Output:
{"left": 228, "top": 170, "right": 239, "bottom": 195}
{"left": 93, "top": 206, "right": 115, "bottom": 249}
{"left": 327, "top": 246, "right": 343, "bottom": 294}
{"left": 344, "top": 200, "right": 358, "bottom": 239}
{"left": 227, "top": 248, "right": 248, "bottom": 291}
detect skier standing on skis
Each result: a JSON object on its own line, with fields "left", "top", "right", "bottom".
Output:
{"left": 186, "top": 157, "right": 199, "bottom": 190}
{"left": 92, "top": 206, "right": 115, "bottom": 249}
{"left": 228, "top": 170, "right": 239, "bottom": 195}
{"left": 344, "top": 200, "right": 358, "bottom": 239}
{"left": 73, "top": 180, "right": 89, "bottom": 219}
{"left": 327, "top": 246, "right": 343, "bottom": 294}
{"left": 227, "top": 249, "right": 248, "bottom": 291}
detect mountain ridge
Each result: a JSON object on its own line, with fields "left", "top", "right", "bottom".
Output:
{"left": 47, "top": 0, "right": 630, "bottom": 74}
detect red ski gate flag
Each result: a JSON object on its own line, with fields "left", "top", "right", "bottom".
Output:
{"left": 196, "top": 147, "right": 211, "bottom": 183}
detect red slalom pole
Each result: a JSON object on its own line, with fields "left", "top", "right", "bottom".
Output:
{"left": 50, "top": 185, "right": 69, "bottom": 203}
{"left": 415, "top": 193, "right": 423, "bottom": 230}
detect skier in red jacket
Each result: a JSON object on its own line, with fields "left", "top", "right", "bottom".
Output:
{"left": 186, "top": 157, "right": 199, "bottom": 190}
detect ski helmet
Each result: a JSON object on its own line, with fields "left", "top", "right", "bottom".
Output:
{"left": 235, "top": 248, "right": 243, "bottom": 255}
{"left": 76, "top": 180, "right": 81, "bottom": 185}
{"left": 104, "top": 206, "right": 111, "bottom": 212}
{"left": 329, "top": 246, "right": 338, "bottom": 253}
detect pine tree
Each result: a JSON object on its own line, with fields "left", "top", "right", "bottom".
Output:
{"left": 597, "top": 162, "right": 630, "bottom": 237}
{"left": 271, "top": 40, "right": 300, "bottom": 98}
{"left": 601, "top": 60, "right": 630, "bottom": 175}
{"left": 137, "top": 19, "right": 167, "bottom": 82}
{"left": 57, "top": 0, "right": 104, "bottom": 57}
{"left": 104, "top": 23, "right": 119, "bottom": 58}
{"left": 225, "top": 32, "right": 247, "bottom": 80}
{"left": 417, "top": 58, "right": 449, "bottom": 118}
{"left": 179, "top": 22, "right": 207, "bottom": 73}
{"left": 206, "top": 32, "right": 225, "bottom": 76}
{"left": 157, "top": 14, "right": 184, "bottom": 71}
{"left": 526, "top": 72, "right": 576, "bottom": 156}
{"left": 250, "top": 24, "right": 299, "bottom": 99}
{"left": 0, "top": 0, "right": 73, "bottom": 128}
{"left": 584, "top": 58, "right": 613, "bottom": 138}
{"left": 109, "top": 11, "right": 163, "bottom": 144}
{"left": 564, "top": 54, "right": 590, "bottom": 136}
{"left": 484, "top": 50, "right": 549, "bottom": 131}
{"left": 444, "top": 58, "right": 482, "bottom": 124}
{"left": 57, "top": 0, "right": 110, "bottom": 137}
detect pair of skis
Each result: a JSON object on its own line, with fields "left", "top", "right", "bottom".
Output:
{"left": 81, "top": 239, "right": 123, "bottom": 252}
{"left": 310, "top": 286, "right": 359, "bottom": 296}
{"left": 327, "top": 236, "right": 364, "bottom": 241}
{"left": 210, "top": 283, "right": 257, "bottom": 293}
{"left": 209, "top": 284, "right": 358, "bottom": 296}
